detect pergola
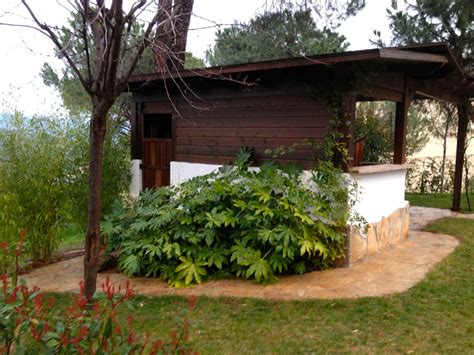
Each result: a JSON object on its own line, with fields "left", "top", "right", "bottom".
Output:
{"left": 338, "top": 43, "right": 473, "bottom": 211}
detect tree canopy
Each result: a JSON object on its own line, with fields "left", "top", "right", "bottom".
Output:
{"left": 374, "top": 0, "right": 473, "bottom": 76}
{"left": 206, "top": 8, "right": 348, "bottom": 66}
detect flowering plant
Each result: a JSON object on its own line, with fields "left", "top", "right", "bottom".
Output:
{"left": 1, "top": 230, "right": 196, "bottom": 354}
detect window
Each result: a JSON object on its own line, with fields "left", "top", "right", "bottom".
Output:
{"left": 143, "top": 113, "right": 172, "bottom": 139}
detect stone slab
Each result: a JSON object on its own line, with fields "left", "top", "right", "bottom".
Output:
{"left": 22, "top": 231, "right": 459, "bottom": 301}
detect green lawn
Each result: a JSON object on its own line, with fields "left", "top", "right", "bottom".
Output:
{"left": 49, "top": 217, "right": 474, "bottom": 353}
{"left": 57, "top": 224, "right": 84, "bottom": 253}
{"left": 406, "top": 192, "right": 474, "bottom": 212}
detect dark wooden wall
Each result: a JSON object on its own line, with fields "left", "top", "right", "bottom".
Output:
{"left": 133, "top": 74, "right": 334, "bottom": 169}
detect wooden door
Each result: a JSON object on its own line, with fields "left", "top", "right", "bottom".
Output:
{"left": 141, "top": 113, "right": 173, "bottom": 189}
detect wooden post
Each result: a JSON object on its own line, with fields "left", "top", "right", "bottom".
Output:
{"left": 393, "top": 92, "right": 411, "bottom": 164}
{"left": 337, "top": 92, "right": 356, "bottom": 172}
{"left": 451, "top": 103, "right": 469, "bottom": 211}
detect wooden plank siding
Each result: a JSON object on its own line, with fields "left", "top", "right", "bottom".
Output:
{"left": 140, "top": 90, "right": 332, "bottom": 169}
{"left": 141, "top": 139, "right": 173, "bottom": 188}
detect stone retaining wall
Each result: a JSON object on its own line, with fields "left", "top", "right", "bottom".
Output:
{"left": 347, "top": 204, "right": 410, "bottom": 264}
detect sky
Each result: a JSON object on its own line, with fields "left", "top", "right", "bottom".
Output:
{"left": 0, "top": 0, "right": 395, "bottom": 116}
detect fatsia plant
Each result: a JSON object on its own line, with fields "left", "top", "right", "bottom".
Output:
{"left": 103, "top": 154, "right": 353, "bottom": 287}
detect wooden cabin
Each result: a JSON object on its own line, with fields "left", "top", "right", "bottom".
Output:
{"left": 127, "top": 43, "right": 471, "bottom": 264}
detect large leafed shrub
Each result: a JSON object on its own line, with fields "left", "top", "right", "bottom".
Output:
{"left": 104, "top": 155, "right": 352, "bottom": 286}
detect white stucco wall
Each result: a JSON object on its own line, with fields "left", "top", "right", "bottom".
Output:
{"left": 170, "top": 161, "right": 223, "bottom": 185}
{"left": 349, "top": 169, "right": 408, "bottom": 224}
{"left": 129, "top": 159, "right": 142, "bottom": 198}
{"left": 131, "top": 160, "right": 409, "bottom": 226}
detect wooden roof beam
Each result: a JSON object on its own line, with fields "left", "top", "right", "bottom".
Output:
{"left": 378, "top": 49, "right": 449, "bottom": 64}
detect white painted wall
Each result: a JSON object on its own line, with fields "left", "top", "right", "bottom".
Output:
{"left": 349, "top": 170, "right": 408, "bottom": 224}
{"left": 133, "top": 160, "right": 408, "bottom": 226}
{"left": 129, "top": 159, "right": 142, "bottom": 198}
{"left": 170, "top": 161, "right": 223, "bottom": 185}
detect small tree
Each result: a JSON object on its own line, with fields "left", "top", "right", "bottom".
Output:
{"left": 423, "top": 101, "right": 458, "bottom": 192}
{"left": 19, "top": 0, "right": 194, "bottom": 300}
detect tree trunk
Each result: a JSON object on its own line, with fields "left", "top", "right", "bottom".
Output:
{"left": 170, "top": 0, "right": 194, "bottom": 69}
{"left": 84, "top": 109, "right": 107, "bottom": 301}
{"left": 154, "top": 0, "right": 173, "bottom": 73}
{"left": 154, "top": 0, "right": 194, "bottom": 72}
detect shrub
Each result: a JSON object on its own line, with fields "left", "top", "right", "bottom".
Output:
{"left": 104, "top": 157, "right": 351, "bottom": 286}
{"left": 0, "top": 112, "right": 130, "bottom": 261}
{"left": 0, "top": 113, "right": 67, "bottom": 261}
{"left": 0, "top": 193, "right": 22, "bottom": 255}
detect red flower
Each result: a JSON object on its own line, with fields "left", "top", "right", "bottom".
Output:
{"left": 0, "top": 241, "right": 8, "bottom": 252}
{"left": 1, "top": 274, "right": 7, "bottom": 298}
{"left": 33, "top": 293, "right": 44, "bottom": 310}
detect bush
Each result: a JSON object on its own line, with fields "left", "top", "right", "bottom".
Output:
{"left": 0, "top": 277, "right": 195, "bottom": 354}
{"left": 103, "top": 157, "right": 351, "bottom": 286}
{"left": 0, "top": 112, "right": 130, "bottom": 261}
{"left": 0, "top": 193, "right": 22, "bottom": 256}
{"left": 0, "top": 113, "right": 68, "bottom": 261}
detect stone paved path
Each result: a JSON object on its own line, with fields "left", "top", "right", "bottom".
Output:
{"left": 22, "top": 207, "right": 468, "bottom": 300}
{"left": 409, "top": 206, "right": 474, "bottom": 231}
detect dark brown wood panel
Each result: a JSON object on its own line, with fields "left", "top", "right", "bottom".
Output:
{"left": 176, "top": 136, "right": 323, "bottom": 148}
{"left": 177, "top": 127, "right": 327, "bottom": 138}
{"left": 174, "top": 154, "right": 316, "bottom": 169}
{"left": 175, "top": 106, "right": 329, "bottom": 119}
{"left": 175, "top": 117, "right": 328, "bottom": 128}
{"left": 176, "top": 145, "right": 318, "bottom": 160}
{"left": 142, "top": 139, "right": 173, "bottom": 188}
{"left": 138, "top": 83, "right": 333, "bottom": 169}
{"left": 146, "top": 94, "right": 327, "bottom": 110}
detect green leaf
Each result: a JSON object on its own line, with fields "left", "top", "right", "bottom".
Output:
{"left": 300, "top": 239, "right": 314, "bottom": 256}
{"left": 245, "top": 258, "right": 273, "bottom": 282}
{"left": 175, "top": 256, "right": 208, "bottom": 285}
{"left": 119, "top": 254, "right": 141, "bottom": 276}
{"left": 103, "top": 316, "right": 113, "bottom": 338}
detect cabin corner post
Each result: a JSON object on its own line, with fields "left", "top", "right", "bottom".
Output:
{"left": 393, "top": 85, "right": 414, "bottom": 164}
{"left": 452, "top": 101, "right": 470, "bottom": 211}
{"left": 337, "top": 91, "right": 356, "bottom": 172}
{"left": 130, "top": 101, "right": 143, "bottom": 197}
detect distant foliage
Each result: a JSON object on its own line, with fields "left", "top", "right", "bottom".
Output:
{"left": 0, "top": 112, "right": 129, "bottom": 261}
{"left": 206, "top": 8, "right": 348, "bottom": 66}
{"left": 104, "top": 157, "right": 351, "bottom": 286}
{"left": 355, "top": 101, "right": 429, "bottom": 163}
{"left": 406, "top": 157, "right": 456, "bottom": 193}
{"left": 355, "top": 102, "right": 393, "bottom": 163}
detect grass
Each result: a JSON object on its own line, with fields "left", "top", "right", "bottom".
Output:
{"left": 115, "top": 217, "right": 473, "bottom": 353}
{"left": 406, "top": 192, "right": 474, "bottom": 213}
{"left": 57, "top": 224, "right": 84, "bottom": 253}
{"left": 47, "top": 217, "right": 474, "bottom": 353}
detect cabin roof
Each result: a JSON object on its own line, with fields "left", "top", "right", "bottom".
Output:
{"left": 128, "top": 43, "right": 464, "bottom": 86}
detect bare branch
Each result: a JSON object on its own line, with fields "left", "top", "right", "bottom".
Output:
{"left": 117, "top": 12, "right": 160, "bottom": 92}
{"left": 21, "top": 0, "right": 96, "bottom": 96}
{"left": 0, "top": 21, "right": 50, "bottom": 36}
{"left": 79, "top": 0, "right": 93, "bottom": 84}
